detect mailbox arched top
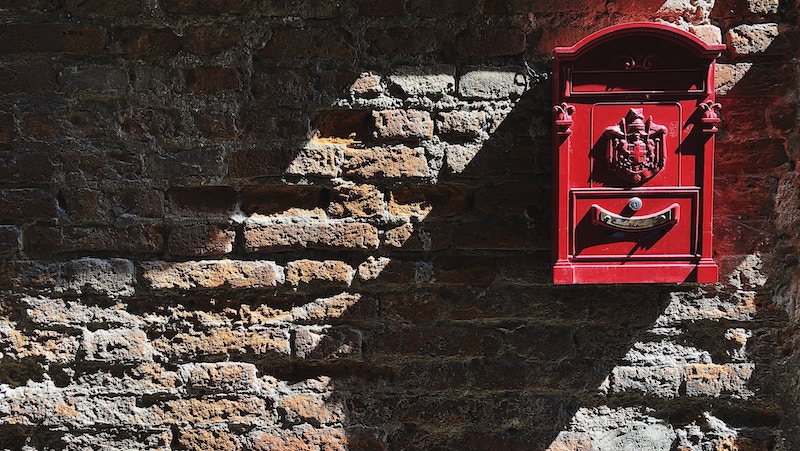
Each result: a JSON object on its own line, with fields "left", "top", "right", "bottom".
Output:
{"left": 554, "top": 22, "right": 726, "bottom": 62}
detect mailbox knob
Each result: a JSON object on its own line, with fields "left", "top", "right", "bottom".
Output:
{"left": 628, "top": 197, "right": 643, "bottom": 211}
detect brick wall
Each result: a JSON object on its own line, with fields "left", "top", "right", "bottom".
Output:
{"left": 0, "top": 0, "right": 797, "bottom": 449}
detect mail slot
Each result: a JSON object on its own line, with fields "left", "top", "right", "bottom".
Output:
{"left": 552, "top": 22, "right": 725, "bottom": 284}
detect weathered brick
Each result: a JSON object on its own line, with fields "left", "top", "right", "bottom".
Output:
{"left": 174, "top": 67, "right": 241, "bottom": 93}
{"left": 389, "top": 183, "right": 468, "bottom": 218}
{"left": 607, "top": 366, "right": 682, "bottom": 398}
{"left": 167, "top": 224, "right": 235, "bottom": 256}
{"left": 452, "top": 220, "right": 547, "bottom": 250}
{"left": 0, "top": 189, "right": 57, "bottom": 221}
{"left": 456, "top": 28, "right": 526, "bottom": 57}
{"left": 238, "top": 108, "right": 309, "bottom": 141}
{"left": 62, "top": 65, "right": 129, "bottom": 94}
{"left": 727, "top": 23, "right": 780, "bottom": 58}
{"left": 168, "top": 186, "right": 236, "bottom": 215}
{"left": 110, "top": 187, "right": 165, "bottom": 218}
{"left": 0, "top": 226, "right": 21, "bottom": 254}
{"left": 357, "top": 0, "right": 403, "bottom": 15}
{"left": 118, "top": 108, "right": 181, "bottom": 141}
{"left": 182, "top": 362, "right": 258, "bottom": 393}
{"left": 62, "top": 27, "right": 106, "bottom": 55}
{"left": 474, "top": 180, "right": 543, "bottom": 216}
{"left": 432, "top": 255, "right": 498, "bottom": 285}
{"left": 348, "top": 73, "right": 383, "bottom": 96}
{"left": 294, "top": 326, "right": 363, "bottom": 359}
{"left": 157, "top": 397, "right": 268, "bottom": 424}
{"left": 174, "top": 429, "right": 239, "bottom": 451}
{"left": 715, "top": 175, "right": 776, "bottom": 220}
{"left": 328, "top": 184, "right": 385, "bottom": 218}
{"left": 285, "top": 141, "right": 341, "bottom": 177}
{"left": 383, "top": 221, "right": 452, "bottom": 251}
{"left": 436, "top": 110, "right": 487, "bottom": 137}
{"left": 286, "top": 259, "right": 355, "bottom": 288}
{"left": 82, "top": 328, "right": 154, "bottom": 363}
{"left": 365, "top": 27, "right": 438, "bottom": 55}
{"left": 684, "top": 363, "right": 754, "bottom": 398}
{"left": 253, "top": 426, "right": 348, "bottom": 451}
{"left": 65, "top": 0, "right": 143, "bottom": 17}
{"left": 408, "top": 0, "right": 476, "bottom": 17}
{"left": 458, "top": 67, "right": 526, "bottom": 99}
{"left": 0, "top": 112, "right": 13, "bottom": 143}
{"left": 261, "top": 0, "right": 340, "bottom": 18}
{"left": 230, "top": 147, "right": 295, "bottom": 178}
{"left": 715, "top": 138, "right": 788, "bottom": 174}
{"left": 342, "top": 145, "right": 430, "bottom": 179}
{"left": 261, "top": 27, "right": 356, "bottom": 59}
{"left": 369, "top": 325, "right": 502, "bottom": 357}
{"left": 142, "top": 260, "right": 283, "bottom": 290}
{"left": 0, "top": 24, "right": 64, "bottom": 53}
{"left": 278, "top": 392, "right": 346, "bottom": 425}
{"left": 244, "top": 222, "right": 379, "bottom": 251}
{"left": 388, "top": 65, "right": 455, "bottom": 97}
{"left": 312, "top": 109, "right": 371, "bottom": 141}
{"left": 183, "top": 27, "right": 245, "bottom": 55}
{"left": 153, "top": 328, "right": 291, "bottom": 358}
{"left": 18, "top": 113, "right": 60, "bottom": 141}
{"left": 253, "top": 69, "right": 312, "bottom": 106}
{"left": 0, "top": 64, "right": 59, "bottom": 93}
{"left": 110, "top": 28, "right": 182, "bottom": 61}
{"left": 241, "top": 185, "right": 327, "bottom": 216}
{"left": 161, "top": 0, "right": 251, "bottom": 15}
{"left": 26, "top": 225, "right": 164, "bottom": 255}
{"left": 194, "top": 112, "right": 237, "bottom": 139}
{"left": 373, "top": 109, "right": 433, "bottom": 140}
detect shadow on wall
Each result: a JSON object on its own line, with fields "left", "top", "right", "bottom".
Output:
{"left": 216, "top": 17, "right": 792, "bottom": 449}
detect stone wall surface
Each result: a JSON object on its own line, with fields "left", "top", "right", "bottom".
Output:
{"left": 0, "top": 0, "right": 797, "bottom": 450}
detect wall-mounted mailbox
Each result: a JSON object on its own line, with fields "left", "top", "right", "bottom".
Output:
{"left": 552, "top": 22, "right": 725, "bottom": 284}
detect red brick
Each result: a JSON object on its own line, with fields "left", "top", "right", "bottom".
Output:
{"left": 110, "top": 28, "right": 182, "bottom": 61}
{"left": 717, "top": 97, "right": 771, "bottom": 142}
{"left": 357, "top": 0, "right": 403, "bottom": 16}
{"left": 161, "top": 0, "right": 251, "bottom": 14}
{"left": 253, "top": 426, "right": 348, "bottom": 451}
{"left": 168, "top": 186, "right": 236, "bottom": 215}
{"left": 369, "top": 325, "right": 502, "bottom": 357}
{"left": 0, "top": 226, "right": 21, "bottom": 254}
{"left": 175, "top": 428, "right": 238, "bottom": 451}
{"left": 244, "top": 222, "right": 379, "bottom": 251}
{"left": 230, "top": 148, "right": 294, "bottom": 178}
{"left": 0, "top": 189, "right": 57, "bottom": 221}
{"left": 241, "top": 185, "right": 328, "bottom": 216}
{"left": 721, "top": 62, "right": 795, "bottom": 98}
{"left": 0, "top": 64, "right": 59, "bottom": 93}
{"left": 373, "top": 109, "right": 434, "bottom": 140}
{"left": 294, "top": 326, "right": 362, "bottom": 359}
{"left": 261, "top": 27, "right": 356, "bottom": 59}
{"left": 65, "top": 110, "right": 108, "bottom": 138}
{"left": 183, "top": 27, "right": 245, "bottom": 55}
{"left": 456, "top": 28, "right": 526, "bottom": 57}
{"left": 174, "top": 67, "right": 241, "bottom": 93}
{"left": 65, "top": 0, "right": 143, "bottom": 17}
{"left": 379, "top": 292, "right": 444, "bottom": 324}
{"left": 365, "top": 27, "right": 438, "bottom": 55}
{"left": 168, "top": 224, "right": 235, "bottom": 256}
{"left": 26, "top": 225, "right": 164, "bottom": 255}
{"left": 713, "top": 217, "right": 773, "bottom": 256}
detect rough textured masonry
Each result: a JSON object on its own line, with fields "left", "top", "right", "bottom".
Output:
{"left": 0, "top": 0, "right": 798, "bottom": 450}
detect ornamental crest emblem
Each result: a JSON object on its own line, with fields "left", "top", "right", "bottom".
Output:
{"left": 604, "top": 108, "right": 668, "bottom": 184}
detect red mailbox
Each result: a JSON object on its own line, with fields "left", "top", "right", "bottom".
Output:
{"left": 552, "top": 23, "right": 725, "bottom": 284}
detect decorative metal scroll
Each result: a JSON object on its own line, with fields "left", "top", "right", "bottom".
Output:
{"left": 604, "top": 108, "right": 668, "bottom": 184}
{"left": 553, "top": 102, "right": 575, "bottom": 136}
{"left": 698, "top": 100, "right": 722, "bottom": 134}
{"left": 617, "top": 53, "right": 659, "bottom": 70}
